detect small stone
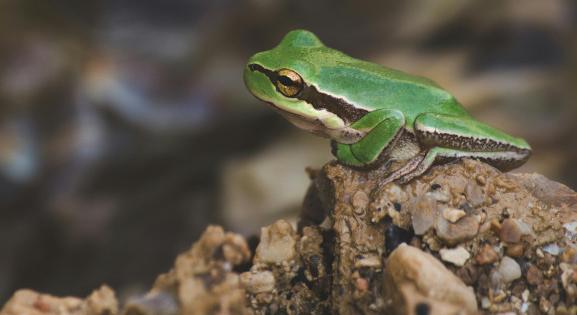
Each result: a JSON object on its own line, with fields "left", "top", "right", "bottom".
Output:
{"left": 499, "top": 219, "right": 523, "bottom": 243}
{"left": 254, "top": 220, "right": 298, "bottom": 265}
{"left": 481, "top": 297, "right": 491, "bottom": 309}
{"left": 435, "top": 215, "right": 480, "bottom": 246}
{"left": 526, "top": 265, "right": 543, "bottom": 286}
{"left": 439, "top": 247, "right": 471, "bottom": 266}
{"left": 564, "top": 221, "right": 577, "bottom": 238}
{"left": 442, "top": 207, "right": 466, "bottom": 223}
{"left": 240, "top": 271, "right": 275, "bottom": 294}
{"left": 354, "top": 254, "right": 382, "bottom": 269}
{"left": 476, "top": 175, "right": 486, "bottom": 186}
{"left": 411, "top": 195, "right": 438, "bottom": 235}
{"left": 497, "top": 256, "right": 522, "bottom": 283}
{"left": 539, "top": 296, "right": 551, "bottom": 313}
{"left": 355, "top": 277, "right": 369, "bottom": 292}
{"left": 522, "top": 289, "right": 530, "bottom": 302}
{"left": 465, "top": 181, "right": 485, "bottom": 207}
{"left": 505, "top": 243, "right": 524, "bottom": 258}
{"left": 428, "top": 190, "right": 450, "bottom": 203}
{"left": 385, "top": 244, "right": 478, "bottom": 313}
{"left": 490, "top": 219, "right": 501, "bottom": 234}
{"left": 543, "top": 243, "right": 562, "bottom": 256}
{"left": 476, "top": 244, "right": 499, "bottom": 265}
{"left": 455, "top": 265, "right": 478, "bottom": 285}
{"left": 352, "top": 190, "right": 369, "bottom": 209}
{"left": 561, "top": 247, "right": 577, "bottom": 263}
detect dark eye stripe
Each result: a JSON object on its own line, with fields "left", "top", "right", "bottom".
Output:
{"left": 247, "top": 63, "right": 368, "bottom": 123}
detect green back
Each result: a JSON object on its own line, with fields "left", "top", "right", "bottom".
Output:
{"left": 248, "top": 30, "right": 471, "bottom": 125}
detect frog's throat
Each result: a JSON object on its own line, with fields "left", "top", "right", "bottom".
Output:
{"left": 276, "top": 108, "right": 365, "bottom": 144}
{"left": 248, "top": 64, "right": 368, "bottom": 125}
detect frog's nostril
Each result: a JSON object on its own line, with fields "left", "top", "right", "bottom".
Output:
{"left": 248, "top": 64, "right": 262, "bottom": 72}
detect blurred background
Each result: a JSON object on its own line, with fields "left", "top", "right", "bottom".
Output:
{"left": 0, "top": 0, "right": 576, "bottom": 302}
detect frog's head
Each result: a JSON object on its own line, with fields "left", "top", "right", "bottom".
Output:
{"left": 244, "top": 30, "right": 366, "bottom": 142}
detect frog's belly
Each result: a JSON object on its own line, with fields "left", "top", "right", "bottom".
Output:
{"left": 387, "top": 129, "right": 422, "bottom": 161}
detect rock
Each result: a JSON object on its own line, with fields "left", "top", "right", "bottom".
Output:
{"left": 526, "top": 265, "right": 543, "bottom": 286}
{"left": 505, "top": 243, "right": 525, "bottom": 258}
{"left": 254, "top": 219, "right": 298, "bottom": 265}
{"left": 396, "top": 283, "right": 469, "bottom": 315}
{"left": 439, "top": 247, "right": 471, "bottom": 266}
{"left": 435, "top": 214, "right": 480, "bottom": 245}
{"left": 441, "top": 207, "right": 466, "bottom": 223}
{"left": 145, "top": 226, "right": 251, "bottom": 315}
{"left": 499, "top": 219, "right": 524, "bottom": 243}
{"left": 5, "top": 158, "right": 577, "bottom": 314}
{"left": 465, "top": 181, "right": 486, "bottom": 207}
{"left": 240, "top": 271, "right": 275, "bottom": 294}
{"left": 543, "top": 243, "right": 562, "bottom": 256}
{"left": 384, "top": 244, "right": 477, "bottom": 313}
{"left": 351, "top": 190, "right": 369, "bottom": 209}
{"left": 475, "top": 244, "right": 500, "bottom": 265}
{"left": 0, "top": 286, "right": 117, "bottom": 315}
{"left": 497, "top": 256, "right": 522, "bottom": 284}
{"left": 561, "top": 247, "right": 577, "bottom": 263}
{"left": 124, "top": 292, "right": 179, "bottom": 315}
{"left": 411, "top": 194, "right": 438, "bottom": 235}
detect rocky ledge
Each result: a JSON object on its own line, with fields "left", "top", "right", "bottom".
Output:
{"left": 2, "top": 159, "right": 577, "bottom": 315}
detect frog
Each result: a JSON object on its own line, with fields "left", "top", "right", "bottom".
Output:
{"left": 244, "top": 29, "right": 531, "bottom": 185}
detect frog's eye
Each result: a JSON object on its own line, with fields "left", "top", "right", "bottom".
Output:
{"left": 275, "top": 69, "right": 303, "bottom": 97}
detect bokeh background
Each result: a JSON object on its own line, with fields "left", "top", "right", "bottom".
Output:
{"left": 1, "top": 0, "right": 576, "bottom": 302}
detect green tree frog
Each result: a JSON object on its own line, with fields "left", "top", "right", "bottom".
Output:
{"left": 244, "top": 30, "right": 531, "bottom": 185}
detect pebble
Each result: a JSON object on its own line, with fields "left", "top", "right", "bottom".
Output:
{"left": 352, "top": 190, "right": 369, "bottom": 209}
{"left": 354, "top": 254, "right": 382, "bottom": 269}
{"left": 564, "top": 221, "right": 577, "bottom": 238}
{"left": 435, "top": 215, "right": 480, "bottom": 245}
{"left": 561, "top": 247, "right": 577, "bottom": 263}
{"left": 497, "top": 256, "right": 522, "bottom": 283}
{"left": 240, "top": 271, "right": 275, "bottom": 294}
{"left": 475, "top": 244, "right": 499, "bottom": 265}
{"left": 481, "top": 297, "right": 491, "bottom": 309}
{"left": 499, "top": 219, "right": 523, "bottom": 243}
{"left": 254, "top": 220, "right": 298, "bottom": 265}
{"left": 355, "top": 277, "right": 369, "bottom": 292}
{"left": 526, "top": 265, "right": 543, "bottom": 286}
{"left": 426, "top": 189, "right": 450, "bottom": 203}
{"left": 411, "top": 195, "right": 437, "bottom": 235}
{"left": 465, "top": 181, "right": 485, "bottom": 207}
{"left": 442, "top": 207, "right": 466, "bottom": 223}
{"left": 385, "top": 244, "right": 478, "bottom": 313}
{"left": 505, "top": 243, "right": 524, "bottom": 258}
{"left": 439, "top": 247, "right": 471, "bottom": 266}
{"left": 543, "top": 243, "right": 562, "bottom": 256}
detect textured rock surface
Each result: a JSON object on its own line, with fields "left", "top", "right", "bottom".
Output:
{"left": 3, "top": 159, "right": 577, "bottom": 314}
{"left": 385, "top": 244, "right": 477, "bottom": 314}
{"left": 0, "top": 286, "right": 117, "bottom": 315}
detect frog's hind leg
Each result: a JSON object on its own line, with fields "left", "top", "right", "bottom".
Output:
{"left": 413, "top": 112, "right": 531, "bottom": 171}
{"left": 393, "top": 112, "right": 533, "bottom": 184}
{"left": 397, "top": 147, "right": 530, "bottom": 184}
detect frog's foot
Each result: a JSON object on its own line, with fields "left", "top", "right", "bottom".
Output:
{"left": 372, "top": 152, "right": 426, "bottom": 194}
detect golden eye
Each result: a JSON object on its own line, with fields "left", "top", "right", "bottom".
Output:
{"left": 275, "top": 69, "right": 303, "bottom": 97}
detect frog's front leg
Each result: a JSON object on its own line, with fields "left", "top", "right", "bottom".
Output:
{"left": 332, "top": 109, "right": 405, "bottom": 167}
